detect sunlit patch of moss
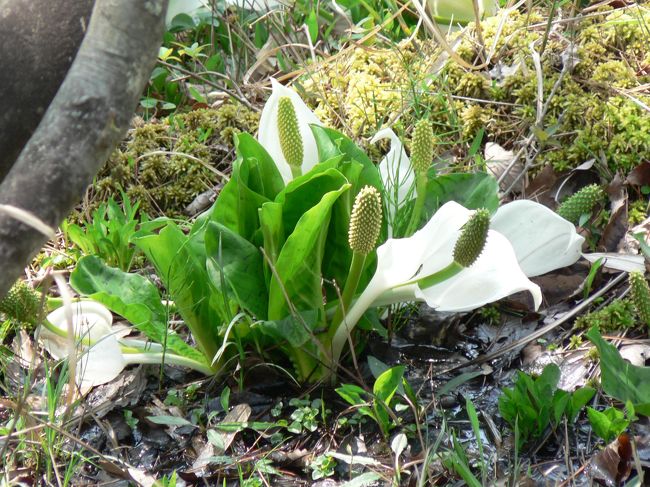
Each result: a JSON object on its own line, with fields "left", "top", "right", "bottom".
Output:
{"left": 574, "top": 299, "right": 637, "bottom": 332}
{"left": 591, "top": 60, "right": 637, "bottom": 89}
{"left": 629, "top": 200, "right": 648, "bottom": 225}
{"left": 86, "top": 102, "right": 259, "bottom": 218}
{"left": 302, "top": 4, "right": 650, "bottom": 176}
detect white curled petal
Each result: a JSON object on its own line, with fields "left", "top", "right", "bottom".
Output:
{"left": 41, "top": 301, "right": 126, "bottom": 387}
{"left": 491, "top": 200, "right": 584, "bottom": 277}
{"left": 371, "top": 128, "right": 415, "bottom": 212}
{"left": 42, "top": 301, "right": 114, "bottom": 360}
{"left": 414, "top": 230, "right": 542, "bottom": 311}
{"left": 582, "top": 252, "right": 645, "bottom": 272}
{"left": 76, "top": 335, "right": 127, "bottom": 388}
{"left": 258, "top": 78, "right": 323, "bottom": 183}
{"left": 372, "top": 201, "right": 472, "bottom": 288}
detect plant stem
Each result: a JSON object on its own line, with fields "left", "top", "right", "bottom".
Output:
{"left": 404, "top": 174, "right": 428, "bottom": 237}
{"left": 329, "top": 250, "right": 366, "bottom": 339}
{"left": 122, "top": 351, "right": 215, "bottom": 375}
{"left": 290, "top": 165, "right": 302, "bottom": 179}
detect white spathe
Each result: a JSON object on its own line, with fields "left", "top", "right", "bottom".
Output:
{"left": 41, "top": 301, "right": 126, "bottom": 389}
{"left": 364, "top": 201, "right": 543, "bottom": 312}
{"left": 258, "top": 78, "right": 323, "bottom": 184}
{"left": 491, "top": 200, "right": 585, "bottom": 277}
{"left": 370, "top": 128, "right": 415, "bottom": 236}
{"left": 331, "top": 201, "right": 543, "bottom": 362}
{"left": 166, "top": 0, "right": 282, "bottom": 25}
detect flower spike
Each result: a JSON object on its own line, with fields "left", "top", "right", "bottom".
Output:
{"left": 557, "top": 184, "right": 605, "bottom": 224}
{"left": 630, "top": 271, "right": 650, "bottom": 326}
{"left": 410, "top": 119, "right": 434, "bottom": 176}
{"left": 278, "top": 97, "right": 304, "bottom": 176}
{"left": 349, "top": 186, "right": 383, "bottom": 255}
{"left": 454, "top": 208, "right": 490, "bottom": 267}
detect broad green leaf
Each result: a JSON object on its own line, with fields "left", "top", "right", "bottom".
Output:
{"left": 310, "top": 125, "right": 383, "bottom": 192}
{"left": 373, "top": 365, "right": 405, "bottom": 404}
{"left": 234, "top": 133, "right": 284, "bottom": 200}
{"left": 276, "top": 165, "right": 345, "bottom": 235}
{"left": 133, "top": 221, "right": 225, "bottom": 361}
{"left": 205, "top": 222, "right": 268, "bottom": 319}
{"left": 255, "top": 310, "right": 319, "bottom": 348}
{"left": 212, "top": 133, "right": 284, "bottom": 241}
{"left": 411, "top": 172, "right": 499, "bottom": 232}
{"left": 259, "top": 201, "right": 285, "bottom": 284}
{"left": 147, "top": 415, "right": 196, "bottom": 427}
{"left": 70, "top": 256, "right": 206, "bottom": 365}
{"left": 586, "top": 327, "right": 650, "bottom": 414}
{"left": 568, "top": 387, "right": 596, "bottom": 423}
{"left": 268, "top": 182, "right": 350, "bottom": 320}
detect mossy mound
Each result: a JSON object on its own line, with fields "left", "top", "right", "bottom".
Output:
{"left": 302, "top": 5, "right": 650, "bottom": 174}
{"left": 90, "top": 102, "right": 259, "bottom": 218}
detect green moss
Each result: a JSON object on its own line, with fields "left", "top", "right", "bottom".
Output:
{"left": 629, "top": 199, "right": 648, "bottom": 225}
{"left": 89, "top": 102, "right": 259, "bottom": 218}
{"left": 574, "top": 299, "right": 637, "bottom": 332}
{"left": 301, "top": 4, "right": 650, "bottom": 175}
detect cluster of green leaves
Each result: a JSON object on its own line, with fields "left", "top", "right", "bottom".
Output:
{"left": 498, "top": 363, "right": 595, "bottom": 449}
{"left": 70, "top": 117, "right": 498, "bottom": 382}
{"left": 336, "top": 363, "right": 417, "bottom": 438}
{"left": 62, "top": 194, "right": 146, "bottom": 272}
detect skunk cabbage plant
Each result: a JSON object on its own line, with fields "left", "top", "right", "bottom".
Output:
{"left": 63, "top": 79, "right": 585, "bottom": 386}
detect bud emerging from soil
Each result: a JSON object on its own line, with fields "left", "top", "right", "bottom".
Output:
{"left": 557, "top": 184, "right": 605, "bottom": 224}
{"left": 349, "top": 186, "right": 383, "bottom": 255}
{"left": 453, "top": 208, "right": 490, "bottom": 267}
{"left": 278, "top": 97, "right": 304, "bottom": 169}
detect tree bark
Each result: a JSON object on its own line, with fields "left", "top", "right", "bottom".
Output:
{"left": 0, "top": 0, "right": 168, "bottom": 297}
{"left": 0, "top": 0, "right": 95, "bottom": 183}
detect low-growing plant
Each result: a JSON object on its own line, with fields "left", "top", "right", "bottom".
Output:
{"left": 498, "top": 363, "right": 595, "bottom": 449}
{"left": 587, "top": 406, "right": 630, "bottom": 443}
{"left": 336, "top": 365, "right": 407, "bottom": 438}
{"left": 62, "top": 193, "right": 146, "bottom": 272}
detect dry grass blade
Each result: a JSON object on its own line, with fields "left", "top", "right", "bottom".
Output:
{"left": 0, "top": 205, "right": 55, "bottom": 239}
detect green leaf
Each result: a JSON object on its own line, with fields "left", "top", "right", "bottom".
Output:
{"left": 205, "top": 222, "right": 268, "bottom": 319}
{"left": 268, "top": 181, "right": 350, "bottom": 320}
{"left": 255, "top": 310, "right": 319, "bottom": 348}
{"left": 373, "top": 365, "right": 405, "bottom": 404}
{"left": 568, "top": 387, "right": 596, "bottom": 423}
{"left": 147, "top": 415, "right": 196, "bottom": 427}
{"left": 306, "top": 9, "right": 318, "bottom": 43}
{"left": 425, "top": 172, "right": 499, "bottom": 214}
{"left": 212, "top": 133, "right": 284, "bottom": 241}
{"left": 133, "top": 220, "right": 225, "bottom": 361}
{"left": 70, "top": 256, "right": 206, "bottom": 365}
{"left": 587, "top": 406, "right": 629, "bottom": 443}
{"left": 259, "top": 202, "right": 285, "bottom": 283}
{"left": 586, "top": 327, "right": 650, "bottom": 414}
{"left": 310, "top": 125, "right": 383, "bottom": 192}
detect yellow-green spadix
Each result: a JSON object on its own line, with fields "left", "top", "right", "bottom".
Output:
{"left": 258, "top": 78, "right": 323, "bottom": 184}
{"left": 349, "top": 186, "right": 382, "bottom": 255}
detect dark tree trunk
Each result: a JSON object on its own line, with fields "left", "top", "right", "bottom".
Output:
{"left": 0, "top": 0, "right": 168, "bottom": 296}
{"left": 0, "top": 0, "right": 95, "bottom": 183}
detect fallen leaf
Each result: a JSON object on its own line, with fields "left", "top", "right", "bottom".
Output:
{"left": 626, "top": 162, "right": 650, "bottom": 186}
{"left": 588, "top": 434, "right": 633, "bottom": 486}
{"left": 209, "top": 403, "right": 251, "bottom": 454}
{"left": 582, "top": 253, "right": 645, "bottom": 272}
{"left": 601, "top": 174, "right": 628, "bottom": 251}
{"left": 484, "top": 142, "right": 524, "bottom": 193}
